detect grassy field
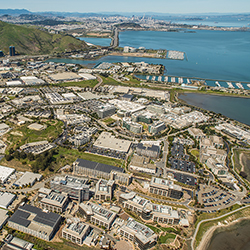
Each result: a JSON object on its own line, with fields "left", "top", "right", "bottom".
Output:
{"left": 100, "top": 75, "right": 120, "bottom": 85}
{"left": 56, "top": 79, "right": 98, "bottom": 88}
{"left": 159, "top": 233, "right": 176, "bottom": 244}
{"left": 5, "top": 119, "right": 64, "bottom": 150}
{"left": 102, "top": 117, "right": 115, "bottom": 125}
{"left": 54, "top": 147, "right": 123, "bottom": 170}
{"left": 191, "top": 149, "right": 200, "bottom": 161}
{"left": 0, "top": 21, "right": 87, "bottom": 55}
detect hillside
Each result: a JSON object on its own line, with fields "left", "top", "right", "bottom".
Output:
{"left": 0, "top": 21, "right": 88, "bottom": 55}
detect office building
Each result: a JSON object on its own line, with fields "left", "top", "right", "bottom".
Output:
{"left": 95, "top": 179, "right": 115, "bottom": 201}
{"left": 62, "top": 221, "right": 91, "bottom": 245}
{"left": 149, "top": 177, "right": 183, "bottom": 199}
{"left": 73, "top": 158, "right": 124, "bottom": 180}
{"left": 110, "top": 171, "right": 132, "bottom": 185}
{"left": 40, "top": 191, "right": 69, "bottom": 213}
{"left": 148, "top": 121, "right": 166, "bottom": 134}
{"left": 79, "top": 202, "right": 116, "bottom": 229}
{"left": 96, "top": 104, "right": 116, "bottom": 119}
{"left": 0, "top": 192, "right": 16, "bottom": 209}
{"left": 119, "top": 218, "right": 157, "bottom": 250}
{"left": 8, "top": 204, "right": 61, "bottom": 241}
{"left": 122, "top": 117, "right": 143, "bottom": 134}
{"left": 136, "top": 143, "right": 160, "bottom": 159}
{"left": 50, "top": 175, "right": 89, "bottom": 202}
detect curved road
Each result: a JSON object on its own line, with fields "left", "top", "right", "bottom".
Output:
{"left": 191, "top": 204, "right": 250, "bottom": 250}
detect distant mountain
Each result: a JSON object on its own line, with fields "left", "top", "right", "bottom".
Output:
{"left": 0, "top": 21, "right": 87, "bottom": 55}
{"left": 0, "top": 9, "right": 31, "bottom": 16}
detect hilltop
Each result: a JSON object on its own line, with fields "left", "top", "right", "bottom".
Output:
{"left": 0, "top": 21, "right": 88, "bottom": 55}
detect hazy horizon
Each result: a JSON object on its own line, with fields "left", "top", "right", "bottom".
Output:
{"left": 1, "top": 0, "right": 249, "bottom": 15}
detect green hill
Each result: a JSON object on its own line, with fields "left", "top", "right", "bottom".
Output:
{"left": 0, "top": 21, "right": 88, "bottom": 55}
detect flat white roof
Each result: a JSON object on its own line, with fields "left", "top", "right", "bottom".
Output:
{"left": 14, "top": 172, "right": 42, "bottom": 187}
{"left": 0, "top": 165, "right": 15, "bottom": 183}
{"left": 0, "top": 208, "right": 8, "bottom": 229}
{"left": 0, "top": 123, "right": 9, "bottom": 130}
{"left": 0, "top": 192, "right": 16, "bottom": 209}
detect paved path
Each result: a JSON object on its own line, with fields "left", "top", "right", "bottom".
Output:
{"left": 191, "top": 205, "right": 250, "bottom": 250}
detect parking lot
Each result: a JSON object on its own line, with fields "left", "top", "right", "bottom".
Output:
{"left": 168, "top": 157, "right": 196, "bottom": 174}
{"left": 171, "top": 143, "right": 190, "bottom": 160}
{"left": 166, "top": 169, "right": 197, "bottom": 186}
{"left": 197, "top": 185, "right": 236, "bottom": 209}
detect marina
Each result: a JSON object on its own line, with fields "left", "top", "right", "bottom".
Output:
{"left": 135, "top": 75, "right": 250, "bottom": 90}
{"left": 227, "top": 82, "right": 234, "bottom": 88}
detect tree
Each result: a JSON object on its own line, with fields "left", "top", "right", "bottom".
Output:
{"left": 240, "top": 171, "right": 247, "bottom": 179}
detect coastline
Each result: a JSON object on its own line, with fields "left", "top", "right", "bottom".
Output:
{"left": 197, "top": 216, "right": 250, "bottom": 250}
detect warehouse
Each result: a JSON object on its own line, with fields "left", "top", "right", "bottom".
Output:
{"left": 0, "top": 192, "right": 16, "bottom": 209}
{"left": 0, "top": 165, "right": 15, "bottom": 183}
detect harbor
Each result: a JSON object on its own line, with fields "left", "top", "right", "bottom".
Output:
{"left": 135, "top": 74, "right": 250, "bottom": 90}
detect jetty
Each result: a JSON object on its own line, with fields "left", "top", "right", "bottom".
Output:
{"left": 164, "top": 76, "right": 168, "bottom": 82}
{"left": 178, "top": 77, "right": 183, "bottom": 84}
{"left": 158, "top": 76, "right": 162, "bottom": 81}
{"left": 152, "top": 76, "right": 156, "bottom": 81}
{"left": 187, "top": 79, "right": 190, "bottom": 84}
{"left": 171, "top": 77, "right": 175, "bottom": 83}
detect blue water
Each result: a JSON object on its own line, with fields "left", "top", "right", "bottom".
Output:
{"left": 77, "top": 37, "right": 111, "bottom": 46}
{"left": 48, "top": 30, "right": 250, "bottom": 83}
{"left": 119, "top": 30, "right": 250, "bottom": 82}
{"left": 179, "top": 93, "right": 250, "bottom": 125}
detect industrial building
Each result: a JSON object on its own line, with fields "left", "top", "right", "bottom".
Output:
{"left": 0, "top": 192, "right": 16, "bottom": 209}
{"left": 13, "top": 172, "right": 42, "bottom": 187}
{"left": 28, "top": 123, "right": 47, "bottom": 131}
{"left": 50, "top": 175, "right": 89, "bottom": 202}
{"left": 0, "top": 165, "right": 15, "bottom": 184}
{"left": 40, "top": 191, "right": 69, "bottom": 213}
{"left": 147, "top": 104, "right": 165, "bottom": 115}
{"left": 79, "top": 202, "right": 116, "bottom": 229}
{"left": 20, "top": 76, "right": 45, "bottom": 85}
{"left": 94, "top": 132, "right": 132, "bottom": 153}
{"left": 0, "top": 209, "right": 8, "bottom": 230}
{"left": 62, "top": 221, "right": 91, "bottom": 245}
{"left": 0, "top": 123, "right": 10, "bottom": 135}
{"left": 136, "top": 143, "right": 160, "bottom": 159}
{"left": 73, "top": 158, "right": 124, "bottom": 180}
{"left": 8, "top": 204, "right": 62, "bottom": 241}
{"left": 95, "top": 179, "right": 115, "bottom": 201}
{"left": 48, "top": 72, "right": 83, "bottom": 83}
{"left": 149, "top": 177, "right": 183, "bottom": 199}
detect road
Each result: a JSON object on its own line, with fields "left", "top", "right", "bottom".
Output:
{"left": 93, "top": 74, "right": 103, "bottom": 91}
{"left": 191, "top": 205, "right": 250, "bottom": 250}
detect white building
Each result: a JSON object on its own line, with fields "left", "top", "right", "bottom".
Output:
{"left": 0, "top": 165, "right": 15, "bottom": 184}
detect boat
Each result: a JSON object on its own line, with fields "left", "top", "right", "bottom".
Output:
{"left": 164, "top": 76, "right": 168, "bottom": 82}
{"left": 227, "top": 82, "right": 234, "bottom": 88}
{"left": 152, "top": 76, "right": 156, "bottom": 81}
{"left": 146, "top": 75, "right": 150, "bottom": 80}
{"left": 215, "top": 81, "right": 221, "bottom": 87}
{"left": 236, "top": 82, "right": 244, "bottom": 89}
{"left": 158, "top": 76, "right": 162, "bottom": 81}
{"left": 187, "top": 79, "right": 190, "bottom": 84}
{"left": 171, "top": 77, "right": 175, "bottom": 83}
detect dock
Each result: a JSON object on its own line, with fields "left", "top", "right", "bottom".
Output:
{"left": 227, "top": 82, "right": 234, "bottom": 89}
{"left": 146, "top": 76, "right": 150, "bottom": 80}
{"left": 158, "top": 76, "right": 162, "bottom": 81}
{"left": 236, "top": 83, "right": 244, "bottom": 89}
{"left": 215, "top": 81, "right": 221, "bottom": 87}
{"left": 164, "top": 76, "right": 168, "bottom": 82}
{"left": 171, "top": 77, "right": 175, "bottom": 83}
{"left": 152, "top": 76, "right": 156, "bottom": 81}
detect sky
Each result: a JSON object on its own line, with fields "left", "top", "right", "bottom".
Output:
{"left": 1, "top": 0, "right": 250, "bottom": 14}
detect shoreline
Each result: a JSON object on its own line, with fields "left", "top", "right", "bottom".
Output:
{"left": 197, "top": 216, "right": 250, "bottom": 250}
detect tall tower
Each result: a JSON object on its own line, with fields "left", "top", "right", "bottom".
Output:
{"left": 9, "top": 46, "right": 15, "bottom": 56}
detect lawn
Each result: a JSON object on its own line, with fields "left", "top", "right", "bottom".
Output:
{"left": 159, "top": 233, "right": 176, "bottom": 244}
{"left": 102, "top": 117, "right": 115, "bottom": 125}
{"left": 53, "top": 147, "right": 123, "bottom": 171}
{"left": 191, "top": 149, "right": 200, "bottom": 161}
{"left": 100, "top": 75, "right": 120, "bottom": 85}
{"left": 56, "top": 79, "right": 98, "bottom": 88}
